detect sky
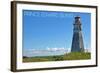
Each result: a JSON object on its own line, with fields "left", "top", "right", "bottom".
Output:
{"left": 22, "top": 10, "right": 91, "bottom": 57}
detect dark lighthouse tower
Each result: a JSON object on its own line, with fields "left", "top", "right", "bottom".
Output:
{"left": 71, "top": 16, "right": 84, "bottom": 52}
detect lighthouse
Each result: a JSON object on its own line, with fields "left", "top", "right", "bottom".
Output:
{"left": 71, "top": 16, "right": 84, "bottom": 52}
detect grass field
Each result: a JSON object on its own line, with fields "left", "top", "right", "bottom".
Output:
{"left": 23, "top": 52, "right": 91, "bottom": 62}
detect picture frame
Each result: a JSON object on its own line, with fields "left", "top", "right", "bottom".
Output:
{"left": 11, "top": 1, "right": 98, "bottom": 72}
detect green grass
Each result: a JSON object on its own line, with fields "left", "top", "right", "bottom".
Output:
{"left": 23, "top": 52, "right": 91, "bottom": 62}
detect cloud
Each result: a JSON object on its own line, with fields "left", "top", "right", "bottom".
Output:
{"left": 23, "top": 47, "right": 70, "bottom": 57}
{"left": 84, "top": 48, "right": 91, "bottom": 52}
{"left": 47, "top": 47, "right": 67, "bottom": 51}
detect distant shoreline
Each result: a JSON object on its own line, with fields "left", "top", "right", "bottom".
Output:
{"left": 23, "top": 52, "right": 91, "bottom": 63}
